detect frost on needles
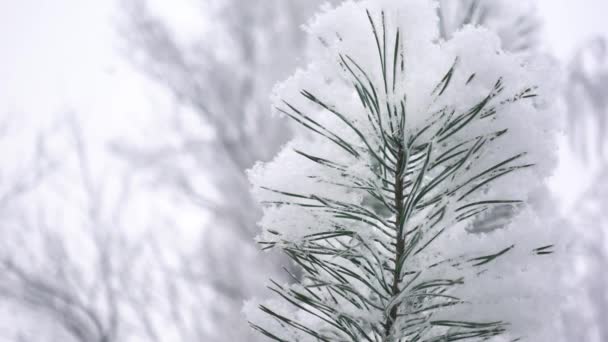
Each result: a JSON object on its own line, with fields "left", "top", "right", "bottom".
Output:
{"left": 245, "top": 0, "right": 562, "bottom": 341}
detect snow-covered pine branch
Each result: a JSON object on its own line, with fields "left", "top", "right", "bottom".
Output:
{"left": 246, "top": 1, "right": 562, "bottom": 341}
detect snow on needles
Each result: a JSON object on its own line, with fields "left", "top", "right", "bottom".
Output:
{"left": 246, "top": 0, "right": 562, "bottom": 341}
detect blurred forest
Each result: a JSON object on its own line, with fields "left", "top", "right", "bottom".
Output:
{"left": 0, "top": 0, "right": 606, "bottom": 341}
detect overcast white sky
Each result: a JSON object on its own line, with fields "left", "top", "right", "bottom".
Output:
{"left": 537, "top": 0, "right": 608, "bottom": 57}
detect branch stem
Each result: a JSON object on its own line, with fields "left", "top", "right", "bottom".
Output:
{"left": 384, "top": 142, "right": 406, "bottom": 339}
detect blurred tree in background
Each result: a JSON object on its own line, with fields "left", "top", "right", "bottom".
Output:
{"left": 561, "top": 37, "right": 608, "bottom": 342}
{"left": 566, "top": 37, "right": 608, "bottom": 163}
{"left": 119, "top": 0, "right": 339, "bottom": 340}
{"left": 0, "top": 117, "right": 124, "bottom": 342}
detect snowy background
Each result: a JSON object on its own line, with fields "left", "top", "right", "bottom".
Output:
{"left": 0, "top": 0, "right": 606, "bottom": 341}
